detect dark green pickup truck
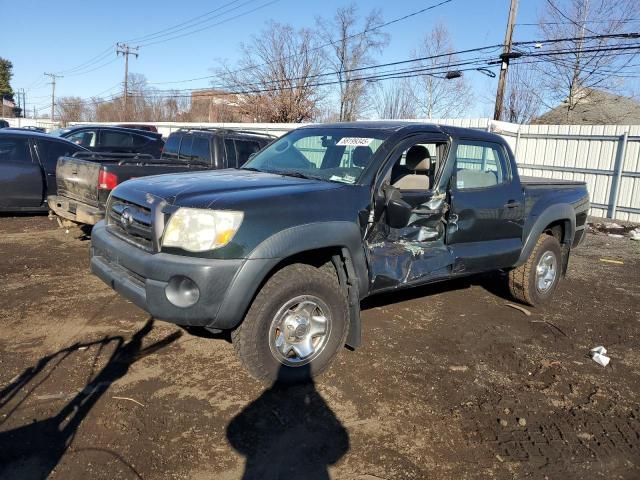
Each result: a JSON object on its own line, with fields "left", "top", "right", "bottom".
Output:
{"left": 90, "top": 122, "right": 589, "bottom": 382}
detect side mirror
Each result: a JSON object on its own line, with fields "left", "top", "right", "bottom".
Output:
{"left": 386, "top": 197, "right": 412, "bottom": 229}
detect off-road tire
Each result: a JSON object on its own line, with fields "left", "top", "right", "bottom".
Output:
{"left": 231, "top": 263, "right": 349, "bottom": 383}
{"left": 509, "top": 234, "right": 562, "bottom": 306}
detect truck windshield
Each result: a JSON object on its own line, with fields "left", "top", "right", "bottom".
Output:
{"left": 242, "top": 128, "right": 389, "bottom": 184}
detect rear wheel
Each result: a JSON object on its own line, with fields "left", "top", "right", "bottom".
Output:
{"left": 232, "top": 263, "right": 349, "bottom": 383}
{"left": 508, "top": 234, "right": 562, "bottom": 306}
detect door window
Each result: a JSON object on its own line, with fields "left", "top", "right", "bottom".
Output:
{"left": 454, "top": 141, "right": 508, "bottom": 190}
{"left": 391, "top": 143, "right": 436, "bottom": 191}
{"left": 0, "top": 137, "right": 31, "bottom": 163}
{"left": 36, "top": 140, "right": 82, "bottom": 170}
{"left": 131, "top": 134, "right": 150, "bottom": 147}
{"left": 224, "top": 138, "right": 237, "bottom": 167}
{"left": 101, "top": 131, "right": 133, "bottom": 148}
{"left": 234, "top": 139, "right": 261, "bottom": 167}
{"left": 162, "top": 134, "right": 180, "bottom": 160}
{"left": 178, "top": 135, "right": 194, "bottom": 161}
{"left": 66, "top": 130, "right": 97, "bottom": 148}
{"left": 191, "top": 136, "right": 210, "bottom": 163}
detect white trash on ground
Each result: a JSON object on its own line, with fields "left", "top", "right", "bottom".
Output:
{"left": 630, "top": 229, "right": 640, "bottom": 241}
{"left": 590, "top": 346, "right": 611, "bottom": 367}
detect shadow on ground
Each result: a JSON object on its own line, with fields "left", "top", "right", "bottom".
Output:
{"left": 227, "top": 364, "right": 349, "bottom": 480}
{"left": 0, "top": 319, "right": 182, "bottom": 480}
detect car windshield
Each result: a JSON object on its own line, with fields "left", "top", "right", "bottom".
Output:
{"left": 242, "top": 128, "right": 389, "bottom": 184}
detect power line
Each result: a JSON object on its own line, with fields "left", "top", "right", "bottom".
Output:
{"left": 36, "top": 32, "right": 640, "bottom": 110}
{"left": 139, "top": 0, "right": 280, "bottom": 47}
{"left": 517, "top": 19, "right": 640, "bottom": 26}
{"left": 55, "top": 46, "right": 115, "bottom": 75}
{"left": 126, "top": 0, "right": 249, "bottom": 43}
{"left": 148, "top": 0, "right": 454, "bottom": 85}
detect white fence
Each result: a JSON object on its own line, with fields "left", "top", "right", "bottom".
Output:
{"left": 4, "top": 117, "right": 639, "bottom": 222}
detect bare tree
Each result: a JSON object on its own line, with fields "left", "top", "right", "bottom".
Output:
{"left": 56, "top": 97, "right": 87, "bottom": 125}
{"left": 371, "top": 78, "right": 417, "bottom": 119}
{"left": 502, "top": 64, "right": 542, "bottom": 123}
{"left": 317, "top": 4, "right": 389, "bottom": 121}
{"left": 84, "top": 73, "right": 192, "bottom": 123}
{"left": 537, "top": 0, "right": 640, "bottom": 121}
{"left": 414, "top": 23, "right": 473, "bottom": 119}
{"left": 218, "top": 22, "right": 324, "bottom": 123}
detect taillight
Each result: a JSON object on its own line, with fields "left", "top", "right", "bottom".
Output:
{"left": 98, "top": 170, "right": 118, "bottom": 190}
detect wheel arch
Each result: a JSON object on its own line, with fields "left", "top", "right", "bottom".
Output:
{"left": 516, "top": 204, "right": 575, "bottom": 267}
{"left": 213, "top": 222, "right": 368, "bottom": 346}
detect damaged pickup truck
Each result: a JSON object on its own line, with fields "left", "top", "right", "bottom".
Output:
{"left": 90, "top": 122, "right": 589, "bottom": 382}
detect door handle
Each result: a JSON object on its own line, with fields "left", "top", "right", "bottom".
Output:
{"left": 504, "top": 200, "right": 521, "bottom": 208}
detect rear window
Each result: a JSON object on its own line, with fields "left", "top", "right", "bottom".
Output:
{"left": 162, "top": 134, "right": 180, "bottom": 160}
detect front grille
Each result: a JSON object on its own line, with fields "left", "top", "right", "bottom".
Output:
{"left": 108, "top": 196, "right": 155, "bottom": 252}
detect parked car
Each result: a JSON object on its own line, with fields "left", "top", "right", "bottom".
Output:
{"left": 0, "top": 130, "right": 87, "bottom": 211}
{"left": 0, "top": 119, "right": 9, "bottom": 129}
{"left": 48, "top": 128, "right": 274, "bottom": 225}
{"left": 90, "top": 122, "right": 589, "bottom": 382}
{"left": 49, "top": 125, "right": 165, "bottom": 156}
{"left": 116, "top": 123, "right": 158, "bottom": 133}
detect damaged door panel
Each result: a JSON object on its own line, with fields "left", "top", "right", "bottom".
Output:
{"left": 366, "top": 133, "right": 454, "bottom": 292}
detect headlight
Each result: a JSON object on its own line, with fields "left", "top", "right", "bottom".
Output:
{"left": 162, "top": 208, "right": 243, "bottom": 252}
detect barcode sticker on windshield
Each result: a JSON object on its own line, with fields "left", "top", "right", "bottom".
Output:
{"left": 337, "top": 137, "right": 374, "bottom": 147}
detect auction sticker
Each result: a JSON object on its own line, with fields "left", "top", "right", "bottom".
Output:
{"left": 337, "top": 137, "right": 374, "bottom": 147}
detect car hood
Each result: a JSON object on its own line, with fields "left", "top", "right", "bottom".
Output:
{"left": 114, "top": 169, "right": 344, "bottom": 209}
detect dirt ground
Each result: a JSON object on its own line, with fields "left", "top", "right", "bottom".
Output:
{"left": 0, "top": 214, "right": 638, "bottom": 480}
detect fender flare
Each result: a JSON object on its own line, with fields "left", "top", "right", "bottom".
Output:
{"left": 212, "top": 222, "right": 369, "bottom": 330}
{"left": 516, "top": 203, "right": 575, "bottom": 266}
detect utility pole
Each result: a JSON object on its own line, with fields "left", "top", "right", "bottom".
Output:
{"left": 493, "top": 0, "right": 519, "bottom": 121}
{"left": 22, "top": 89, "right": 26, "bottom": 118}
{"left": 116, "top": 43, "right": 139, "bottom": 120}
{"left": 44, "top": 72, "right": 62, "bottom": 123}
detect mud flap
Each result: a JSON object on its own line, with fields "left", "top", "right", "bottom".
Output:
{"left": 333, "top": 250, "right": 361, "bottom": 349}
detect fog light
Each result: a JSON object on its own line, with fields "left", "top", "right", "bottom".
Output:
{"left": 165, "top": 276, "right": 200, "bottom": 308}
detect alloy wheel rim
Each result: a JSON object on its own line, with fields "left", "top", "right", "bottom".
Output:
{"left": 536, "top": 251, "right": 557, "bottom": 293}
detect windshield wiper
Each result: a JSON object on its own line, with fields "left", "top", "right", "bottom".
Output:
{"left": 274, "top": 170, "right": 322, "bottom": 180}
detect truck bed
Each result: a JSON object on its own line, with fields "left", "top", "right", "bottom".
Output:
{"left": 520, "top": 175, "right": 586, "bottom": 186}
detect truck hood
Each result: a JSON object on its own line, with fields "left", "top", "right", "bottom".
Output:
{"left": 114, "top": 169, "right": 343, "bottom": 208}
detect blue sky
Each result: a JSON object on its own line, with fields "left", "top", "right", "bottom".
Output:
{"left": 2, "top": 0, "right": 546, "bottom": 117}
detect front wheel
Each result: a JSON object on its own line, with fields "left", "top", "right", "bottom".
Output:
{"left": 231, "top": 263, "right": 349, "bottom": 383}
{"left": 508, "top": 234, "right": 563, "bottom": 306}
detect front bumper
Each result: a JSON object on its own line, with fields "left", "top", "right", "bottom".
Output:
{"left": 48, "top": 195, "right": 104, "bottom": 225}
{"left": 90, "top": 221, "right": 247, "bottom": 327}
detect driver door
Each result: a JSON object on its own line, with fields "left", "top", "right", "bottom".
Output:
{"left": 366, "top": 134, "right": 455, "bottom": 292}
